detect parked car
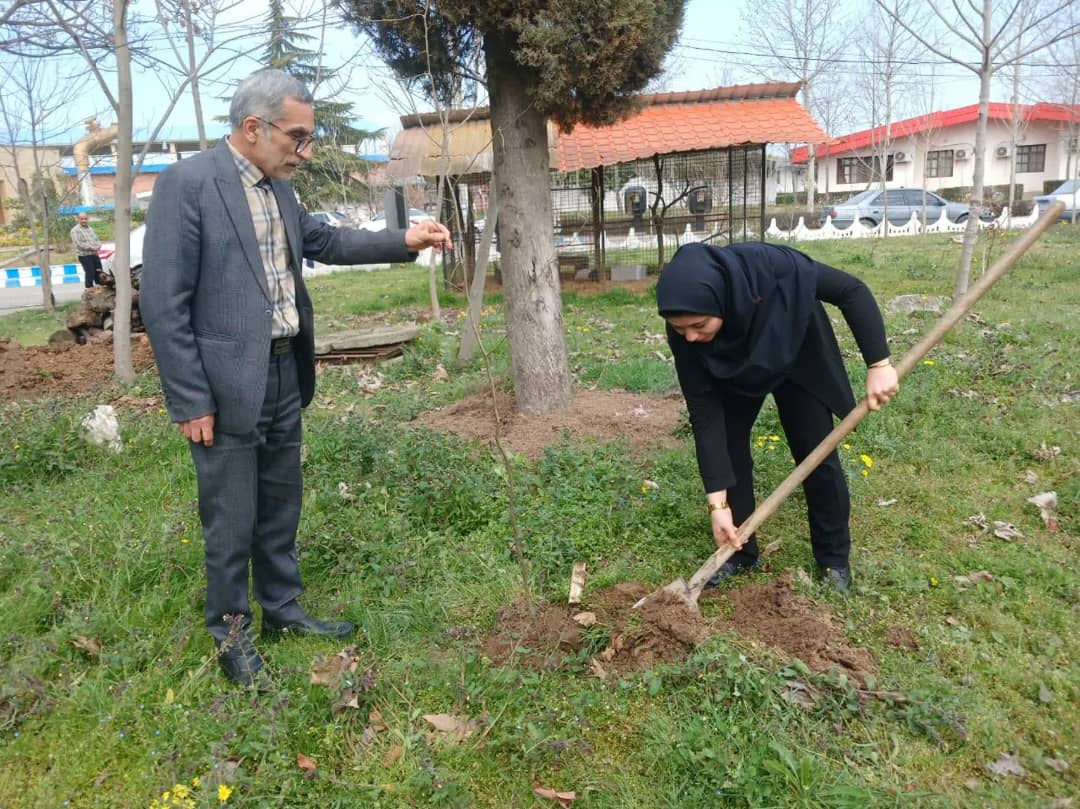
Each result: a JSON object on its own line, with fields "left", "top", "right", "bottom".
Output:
{"left": 819, "top": 188, "right": 985, "bottom": 229}
{"left": 98, "top": 223, "right": 146, "bottom": 285}
{"left": 1034, "top": 180, "right": 1079, "bottom": 222}
{"left": 358, "top": 208, "right": 433, "bottom": 233}
{"left": 309, "top": 210, "right": 351, "bottom": 228}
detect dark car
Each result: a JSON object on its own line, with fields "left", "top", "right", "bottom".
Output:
{"left": 820, "top": 188, "right": 982, "bottom": 229}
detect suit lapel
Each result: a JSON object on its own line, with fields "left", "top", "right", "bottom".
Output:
{"left": 271, "top": 180, "right": 303, "bottom": 279}
{"left": 212, "top": 142, "right": 271, "bottom": 303}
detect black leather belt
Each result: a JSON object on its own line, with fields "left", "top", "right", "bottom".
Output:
{"left": 270, "top": 336, "right": 294, "bottom": 356}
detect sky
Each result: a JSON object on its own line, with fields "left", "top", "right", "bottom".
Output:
{"left": 21, "top": 0, "right": 1071, "bottom": 148}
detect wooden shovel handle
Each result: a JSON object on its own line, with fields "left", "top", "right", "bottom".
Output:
{"left": 685, "top": 201, "right": 1065, "bottom": 595}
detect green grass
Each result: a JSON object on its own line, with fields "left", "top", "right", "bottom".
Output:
{"left": 1, "top": 228, "right": 1078, "bottom": 807}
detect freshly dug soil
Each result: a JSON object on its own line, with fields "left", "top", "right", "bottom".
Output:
{"left": 480, "top": 572, "right": 877, "bottom": 683}
{"left": 409, "top": 389, "right": 686, "bottom": 459}
{"left": 708, "top": 571, "right": 878, "bottom": 685}
{"left": 0, "top": 336, "right": 155, "bottom": 402}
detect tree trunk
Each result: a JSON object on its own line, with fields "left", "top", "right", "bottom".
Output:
{"left": 955, "top": 0, "right": 992, "bottom": 299}
{"left": 112, "top": 0, "right": 135, "bottom": 383}
{"left": 184, "top": 0, "right": 208, "bottom": 150}
{"left": 484, "top": 34, "right": 572, "bottom": 415}
{"left": 804, "top": 83, "right": 816, "bottom": 213}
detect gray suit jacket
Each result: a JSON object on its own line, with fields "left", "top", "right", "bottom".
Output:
{"left": 140, "top": 140, "right": 412, "bottom": 434}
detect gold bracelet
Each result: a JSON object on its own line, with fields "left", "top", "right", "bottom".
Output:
{"left": 708, "top": 500, "right": 729, "bottom": 513}
{"left": 868, "top": 358, "right": 892, "bottom": 369}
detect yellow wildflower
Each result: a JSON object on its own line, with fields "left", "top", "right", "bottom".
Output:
{"left": 929, "top": 576, "right": 939, "bottom": 587}
{"left": 859, "top": 454, "right": 873, "bottom": 468}
{"left": 191, "top": 777, "right": 200, "bottom": 788}
{"left": 842, "top": 443, "right": 851, "bottom": 450}
{"left": 768, "top": 435, "right": 780, "bottom": 441}
{"left": 861, "top": 469, "right": 869, "bottom": 477}
{"left": 922, "top": 360, "right": 936, "bottom": 366}
{"left": 218, "top": 784, "right": 233, "bottom": 803}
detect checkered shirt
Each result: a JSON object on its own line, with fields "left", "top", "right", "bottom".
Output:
{"left": 227, "top": 139, "right": 298, "bottom": 339}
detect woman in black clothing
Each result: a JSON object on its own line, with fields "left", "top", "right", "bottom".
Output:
{"left": 656, "top": 241, "right": 899, "bottom": 592}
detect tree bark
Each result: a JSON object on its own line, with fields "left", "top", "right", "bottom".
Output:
{"left": 112, "top": 0, "right": 135, "bottom": 383}
{"left": 484, "top": 34, "right": 572, "bottom": 415}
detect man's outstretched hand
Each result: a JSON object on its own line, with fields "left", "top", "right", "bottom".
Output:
{"left": 405, "top": 219, "right": 453, "bottom": 253}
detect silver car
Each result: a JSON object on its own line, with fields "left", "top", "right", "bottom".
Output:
{"left": 820, "top": 188, "right": 977, "bottom": 229}
{"left": 1034, "top": 180, "right": 1079, "bottom": 222}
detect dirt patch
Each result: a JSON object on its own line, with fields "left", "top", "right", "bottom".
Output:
{"left": 710, "top": 571, "right": 877, "bottom": 684}
{"left": 0, "top": 335, "right": 155, "bottom": 402}
{"left": 408, "top": 389, "right": 686, "bottom": 459}
{"left": 480, "top": 573, "right": 876, "bottom": 684}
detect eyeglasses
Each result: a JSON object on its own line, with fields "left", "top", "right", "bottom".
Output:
{"left": 253, "top": 116, "right": 314, "bottom": 154}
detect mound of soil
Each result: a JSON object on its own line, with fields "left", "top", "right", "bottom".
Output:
{"left": 409, "top": 389, "right": 685, "bottom": 459}
{"left": 480, "top": 572, "right": 877, "bottom": 684}
{"left": 0, "top": 336, "right": 155, "bottom": 402}
{"left": 709, "top": 571, "right": 878, "bottom": 684}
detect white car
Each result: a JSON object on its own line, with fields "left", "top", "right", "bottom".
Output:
{"left": 98, "top": 223, "right": 146, "bottom": 284}
{"left": 1034, "top": 180, "right": 1079, "bottom": 222}
{"left": 358, "top": 208, "right": 433, "bottom": 233}
{"left": 309, "top": 210, "right": 351, "bottom": 228}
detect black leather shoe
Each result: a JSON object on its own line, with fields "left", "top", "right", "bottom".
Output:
{"left": 217, "top": 635, "right": 265, "bottom": 686}
{"left": 819, "top": 566, "right": 852, "bottom": 594}
{"left": 706, "top": 559, "right": 761, "bottom": 588}
{"left": 262, "top": 613, "right": 355, "bottom": 640}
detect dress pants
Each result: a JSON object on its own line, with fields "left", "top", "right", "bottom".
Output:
{"left": 189, "top": 351, "right": 305, "bottom": 643}
{"left": 78, "top": 253, "right": 102, "bottom": 288}
{"left": 722, "top": 380, "right": 851, "bottom": 570}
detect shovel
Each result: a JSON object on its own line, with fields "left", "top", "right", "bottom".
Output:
{"left": 635, "top": 201, "right": 1066, "bottom": 612}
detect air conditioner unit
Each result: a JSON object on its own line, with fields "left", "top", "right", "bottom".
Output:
{"left": 995, "top": 145, "right": 1011, "bottom": 158}
{"left": 893, "top": 151, "right": 911, "bottom": 163}
{"left": 1068, "top": 136, "right": 1079, "bottom": 153}
{"left": 954, "top": 148, "right": 970, "bottom": 160}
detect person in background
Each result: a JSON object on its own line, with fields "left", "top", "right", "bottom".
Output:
{"left": 656, "top": 241, "right": 899, "bottom": 594}
{"left": 70, "top": 213, "right": 102, "bottom": 288}
{"left": 140, "top": 69, "right": 451, "bottom": 685}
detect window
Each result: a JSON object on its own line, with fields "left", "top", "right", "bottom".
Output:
{"left": 926, "top": 149, "right": 954, "bottom": 178}
{"left": 1016, "top": 144, "right": 1046, "bottom": 173}
{"left": 837, "top": 155, "right": 893, "bottom": 185}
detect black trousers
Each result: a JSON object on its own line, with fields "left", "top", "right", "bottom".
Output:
{"left": 77, "top": 253, "right": 102, "bottom": 288}
{"left": 189, "top": 351, "right": 306, "bottom": 643}
{"left": 723, "top": 380, "right": 851, "bottom": 570}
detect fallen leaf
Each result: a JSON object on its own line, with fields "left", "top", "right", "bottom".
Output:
{"left": 794, "top": 568, "right": 812, "bottom": 587}
{"left": 1050, "top": 799, "right": 1073, "bottom": 809}
{"left": 310, "top": 647, "right": 360, "bottom": 687}
{"left": 954, "top": 570, "right": 994, "bottom": 588}
{"left": 1026, "top": 491, "right": 1059, "bottom": 531}
{"left": 1039, "top": 682, "right": 1055, "bottom": 704}
{"left": 369, "top": 710, "right": 386, "bottom": 731}
{"left": 165, "top": 688, "right": 175, "bottom": 705}
{"left": 780, "top": 680, "right": 816, "bottom": 710}
{"left": 568, "top": 561, "right": 587, "bottom": 605}
{"left": 1045, "top": 758, "right": 1069, "bottom": 773}
{"left": 532, "top": 783, "right": 576, "bottom": 807}
{"left": 987, "top": 752, "right": 1026, "bottom": 777}
{"left": 641, "top": 479, "right": 660, "bottom": 491}
{"left": 876, "top": 497, "right": 898, "bottom": 507}
{"left": 71, "top": 635, "right": 102, "bottom": 657}
{"left": 1023, "top": 470, "right": 1039, "bottom": 484}
{"left": 432, "top": 364, "right": 449, "bottom": 382}
{"left": 572, "top": 611, "right": 597, "bottom": 627}
{"left": 331, "top": 688, "right": 361, "bottom": 717}
{"left": 1033, "top": 443, "right": 1061, "bottom": 461}
{"left": 945, "top": 616, "right": 962, "bottom": 627}
{"left": 763, "top": 540, "right": 782, "bottom": 556}
{"left": 337, "top": 481, "right": 357, "bottom": 502}
{"left": 992, "top": 521, "right": 1024, "bottom": 541}
{"left": 588, "top": 658, "right": 609, "bottom": 681}
{"left": 966, "top": 513, "right": 989, "bottom": 532}
{"left": 297, "top": 752, "right": 318, "bottom": 776}
{"left": 422, "top": 713, "right": 481, "bottom": 743}
{"left": 359, "top": 725, "right": 378, "bottom": 747}
{"left": 963, "top": 778, "right": 981, "bottom": 791}
{"left": 382, "top": 745, "right": 403, "bottom": 767}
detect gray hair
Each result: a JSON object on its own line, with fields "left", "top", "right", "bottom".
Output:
{"left": 229, "top": 69, "right": 313, "bottom": 129}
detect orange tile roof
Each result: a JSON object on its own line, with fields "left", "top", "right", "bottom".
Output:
{"left": 556, "top": 93, "right": 826, "bottom": 173}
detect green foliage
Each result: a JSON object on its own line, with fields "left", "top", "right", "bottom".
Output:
{"left": 342, "top": 0, "right": 686, "bottom": 129}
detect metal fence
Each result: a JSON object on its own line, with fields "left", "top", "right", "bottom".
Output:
{"left": 434, "top": 145, "right": 767, "bottom": 285}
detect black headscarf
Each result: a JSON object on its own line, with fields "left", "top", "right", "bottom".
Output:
{"left": 656, "top": 241, "right": 818, "bottom": 396}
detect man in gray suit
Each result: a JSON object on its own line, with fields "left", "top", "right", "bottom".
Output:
{"left": 140, "top": 69, "right": 451, "bottom": 685}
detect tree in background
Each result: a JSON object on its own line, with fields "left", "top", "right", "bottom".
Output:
{"left": 875, "top": 0, "right": 1080, "bottom": 296}
{"left": 265, "top": 0, "right": 377, "bottom": 209}
{"left": 740, "top": 0, "right": 846, "bottom": 214}
{"left": 340, "top": 0, "right": 686, "bottom": 416}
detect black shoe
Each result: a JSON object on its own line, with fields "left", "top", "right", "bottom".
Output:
{"left": 819, "top": 566, "right": 851, "bottom": 594}
{"left": 706, "top": 559, "right": 760, "bottom": 588}
{"left": 262, "top": 612, "right": 355, "bottom": 640}
{"left": 217, "top": 634, "right": 265, "bottom": 686}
